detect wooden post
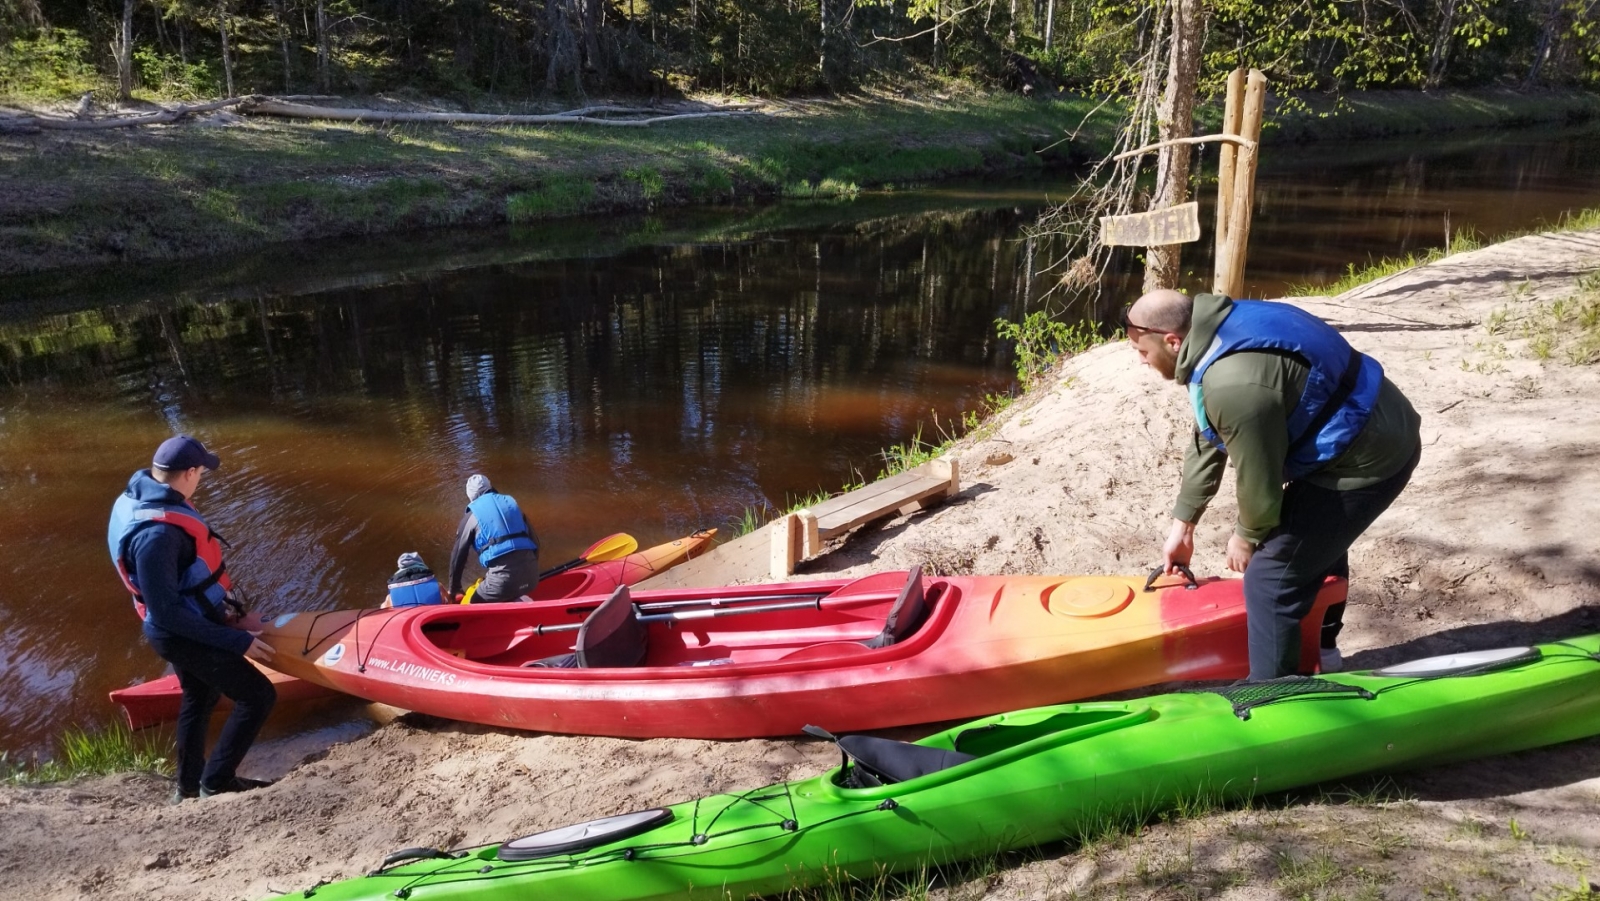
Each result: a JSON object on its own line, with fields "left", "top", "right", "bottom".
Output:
{"left": 1214, "top": 69, "right": 1267, "bottom": 299}
{"left": 1213, "top": 68, "right": 1246, "bottom": 267}
{"left": 771, "top": 513, "right": 803, "bottom": 580}
{"left": 797, "top": 509, "right": 822, "bottom": 559}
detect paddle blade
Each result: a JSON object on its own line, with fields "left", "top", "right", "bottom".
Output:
{"left": 537, "top": 533, "right": 641, "bottom": 580}
{"left": 581, "top": 533, "right": 638, "bottom": 564}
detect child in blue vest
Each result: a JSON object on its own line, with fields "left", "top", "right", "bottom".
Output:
{"left": 384, "top": 551, "right": 450, "bottom": 607}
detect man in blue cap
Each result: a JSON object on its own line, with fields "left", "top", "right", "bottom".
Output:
{"left": 108, "top": 435, "right": 277, "bottom": 803}
{"left": 448, "top": 473, "right": 541, "bottom": 603}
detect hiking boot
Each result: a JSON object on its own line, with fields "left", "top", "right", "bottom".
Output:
{"left": 199, "top": 776, "right": 274, "bottom": 798}
{"left": 170, "top": 785, "right": 199, "bottom": 806}
{"left": 1320, "top": 647, "right": 1344, "bottom": 674}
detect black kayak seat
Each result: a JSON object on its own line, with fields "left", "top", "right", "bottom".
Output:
{"left": 526, "top": 585, "right": 648, "bottom": 669}
{"left": 837, "top": 734, "right": 975, "bottom": 784}
{"left": 862, "top": 565, "right": 928, "bottom": 650}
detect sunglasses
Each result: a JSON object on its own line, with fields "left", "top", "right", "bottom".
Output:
{"left": 1118, "top": 309, "right": 1170, "bottom": 336}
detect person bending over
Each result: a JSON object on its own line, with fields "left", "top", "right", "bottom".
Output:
{"left": 1124, "top": 289, "right": 1421, "bottom": 681}
{"left": 448, "top": 473, "right": 540, "bottom": 603}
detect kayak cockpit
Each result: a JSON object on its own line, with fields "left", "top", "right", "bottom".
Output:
{"left": 411, "top": 568, "right": 953, "bottom": 673}
{"left": 815, "top": 704, "right": 1155, "bottom": 795}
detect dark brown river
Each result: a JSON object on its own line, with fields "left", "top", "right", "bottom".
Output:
{"left": 2, "top": 125, "right": 1597, "bottom": 759}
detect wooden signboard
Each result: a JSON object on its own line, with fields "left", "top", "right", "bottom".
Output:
{"left": 1099, "top": 201, "right": 1200, "bottom": 247}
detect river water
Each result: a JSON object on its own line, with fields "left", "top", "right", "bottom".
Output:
{"left": 2, "top": 125, "right": 1597, "bottom": 759}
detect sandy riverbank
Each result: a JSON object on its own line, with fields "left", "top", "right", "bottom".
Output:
{"left": 3, "top": 226, "right": 1599, "bottom": 899}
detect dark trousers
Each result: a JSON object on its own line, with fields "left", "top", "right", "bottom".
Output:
{"left": 145, "top": 632, "right": 277, "bottom": 792}
{"left": 1243, "top": 445, "right": 1421, "bottom": 681}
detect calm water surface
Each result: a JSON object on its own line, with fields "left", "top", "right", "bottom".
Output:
{"left": 2, "top": 125, "right": 1597, "bottom": 757}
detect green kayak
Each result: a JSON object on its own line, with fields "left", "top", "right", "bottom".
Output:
{"left": 276, "top": 634, "right": 1600, "bottom": 901}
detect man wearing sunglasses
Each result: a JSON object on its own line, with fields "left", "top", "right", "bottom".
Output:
{"left": 1124, "top": 289, "right": 1421, "bottom": 681}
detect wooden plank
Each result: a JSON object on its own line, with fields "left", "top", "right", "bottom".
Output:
{"left": 643, "top": 455, "right": 961, "bottom": 588}
{"left": 812, "top": 475, "right": 941, "bottom": 532}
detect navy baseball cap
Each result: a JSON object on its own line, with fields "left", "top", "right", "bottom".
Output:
{"left": 152, "top": 435, "right": 221, "bottom": 471}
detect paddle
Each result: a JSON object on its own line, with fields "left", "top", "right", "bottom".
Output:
{"left": 531, "top": 596, "right": 862, "bottom": 635}
{"left": 540, "top": 532, "right": 639, "bottom": 579}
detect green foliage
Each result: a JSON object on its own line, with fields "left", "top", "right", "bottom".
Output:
{"left": 994, "top": 311, "right": 1106, "bottom": 386}
{"left": 624, "top": 167, "right": 665, "bottom": 201}
{"left": 506, "top": 177, "right": 597, "bottom": 222}
{"left": 133, "top": 45, "right": 218, "bottom": 99}
{"left": 0, "top": 28, "right": 97, "bottom": 98}
{"left": 3, "top": 723, "right": 173, "bottom": 784}
{"left": 7, "top": 0, "right": 1600, "bottom": 102}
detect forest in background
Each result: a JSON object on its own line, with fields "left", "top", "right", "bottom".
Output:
{"left": 1, "top": 0, "right": 1597, "bottom": 103}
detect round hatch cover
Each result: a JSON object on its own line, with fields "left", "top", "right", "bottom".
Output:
{"left": 1046, "top": 578, "right": 1135, "bottom": 618}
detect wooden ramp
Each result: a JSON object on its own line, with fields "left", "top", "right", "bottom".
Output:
{"left": 637, "top": 457, "right": 958, "bottom": 590}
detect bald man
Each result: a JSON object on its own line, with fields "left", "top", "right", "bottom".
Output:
{"left": 1125, "top": 290, "right": 1421, "bottom": 680}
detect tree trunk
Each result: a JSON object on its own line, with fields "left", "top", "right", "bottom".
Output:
{"left": 819, "top": 0, "right": 829, "bottom": 77}
{"left": 1142, "top": 0, "right": 1204, "bottom": 293}
{"left": 1525, "top": 0, "right": 1565, "bottom": 84}
{"left": 117, "top": 0, "right": 135, "bottom": 101}
{"left": 271, "top": 0, "right": 292, "bottom": 93}
{"left": 218, "top": 0, "right": 235, "bottom": 97}
{"left": 316, "top": 0, "right": 331, "bottom": 91}
{"left": 1427, "top": 0, "right": 1459, "bottom": 88}
{"left": 1006, "top": 0, "right": 1016, "bottom": 47}
{"left": 1043, "top": 0, "right": 1054, "bottom": 51}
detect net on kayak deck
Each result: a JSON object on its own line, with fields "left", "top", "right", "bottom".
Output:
{"left": 1204, "top": 677, "right": 1375, "bottom": 720}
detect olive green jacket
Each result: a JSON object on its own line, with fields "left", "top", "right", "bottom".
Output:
{"left": 1172, "top": 293, "right": 1422, "bottom": 542}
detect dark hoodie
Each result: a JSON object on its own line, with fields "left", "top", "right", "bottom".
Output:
{"left": 1172, "top": 293, "right": 1422, "bottom": 542}
{"left": 116, "top": 470, "right": 253, "bottom": 654}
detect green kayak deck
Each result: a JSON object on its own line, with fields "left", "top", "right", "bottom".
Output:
{"left": 276, "top": 634, "right": 1600, "bottom": 901}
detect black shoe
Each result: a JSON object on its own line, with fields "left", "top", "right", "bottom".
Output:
{"left": 170, "top": 785, "right": 199, "bottom": 806}
{"left": 199, "top": 776, "right": 274, "bottom": 798}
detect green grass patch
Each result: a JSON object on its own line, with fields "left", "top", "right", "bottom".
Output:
{"left": 1287, "top": 229, "right": 1486, "bottom": 296}
{"left": 2, "top": 722, "right": 173, "bottom": 785}
{"left": 1288, "top": 202, "right": 1600, "bottom": 298}
{"left": 506, "top": 176, "right": 598, "bottom": 222}
{"left": 1506, "top": 271, "right": 1600, "bottom": 365}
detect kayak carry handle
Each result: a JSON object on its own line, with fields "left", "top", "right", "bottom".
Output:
{"left": 1143, "top": 564, "right": 1199, "bottom": 593}
{"left": 370, "top": 847, "right": 454, "bottom": 875}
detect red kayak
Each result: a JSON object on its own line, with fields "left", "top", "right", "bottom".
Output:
{"left": 109, "top": 530, "right": 716, "bottom": 729}
{"left": 253, "top": 567, "right": 1346, "bottom": 739}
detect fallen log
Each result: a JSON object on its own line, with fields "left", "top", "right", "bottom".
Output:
{"left": 235, "top": 97, "right": 762, "bottom": 127}
{"left": 0, "top": 95, "right": 763, "bottom": 132}
{"left": 11, "top": 96, "right": 248, "bottom": 131}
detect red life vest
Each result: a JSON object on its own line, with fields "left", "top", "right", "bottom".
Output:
{"left": 110, "top": 503, "right": 234, "bottom": 621}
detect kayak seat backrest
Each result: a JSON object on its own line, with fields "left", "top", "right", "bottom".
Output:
{"left": 862, "top": 565, "right": 927, "bottom": 650}
{"left": 837, "top": 734, "right": 974, "bottom": 786}
{"left": 576, "top": 585, "right": 648, "bottom": 668}
{"left": 525, "top": 585, "right": 648, "bottom": 669}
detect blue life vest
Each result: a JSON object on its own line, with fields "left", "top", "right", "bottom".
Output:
{"left": 387, "top": 573, "right": 444, "bottom": 607}
{"left": 108, "top": 492, "right": 234, "bottom": 621}
{"left": 1187, "top": 299, "right": 1384, "bottom": 481}
{"left": 467, "top": 491, "right": 539, "bottom": 567}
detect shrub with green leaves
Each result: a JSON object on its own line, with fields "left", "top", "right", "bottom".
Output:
{"left": 0, "top": 28, "right": 97, "bottom": 99}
